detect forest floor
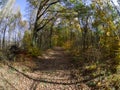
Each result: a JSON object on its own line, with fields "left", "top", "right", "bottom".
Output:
{"left": 0, "top": 47, "right": 115, "bottom": 90}
{"left": 0, "top": 47, "right": 91, "bottom": 90}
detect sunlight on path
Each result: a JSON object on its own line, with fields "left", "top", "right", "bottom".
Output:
{"left": 0, "top": 47, "right": 90, "bottom": 90}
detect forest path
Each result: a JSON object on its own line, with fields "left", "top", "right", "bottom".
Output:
{"left": 0, "top": 47, "right": 90, "bottom": 90}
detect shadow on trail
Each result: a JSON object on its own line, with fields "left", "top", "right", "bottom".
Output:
{"left": 24, "top": 47, "right": 73, "bottom": 72}
{"left": 3, "top": 47, "right": 101, "bottom": 89}
{"left": 6, "top": 62, "right": 102, "bottom": 86}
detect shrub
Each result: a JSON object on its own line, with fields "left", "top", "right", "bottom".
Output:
{"left": 28, "top": 46, "right": 41, "bottom": 57}
{"left": 63, "top": 40, "right": 73, "bottom": 50}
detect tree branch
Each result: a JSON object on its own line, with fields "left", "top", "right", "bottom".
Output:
{"left": 37, "top": 0, "right": 59, "bottom": 20}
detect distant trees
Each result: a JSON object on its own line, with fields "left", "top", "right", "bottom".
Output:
{"left": 0, "top": 0, "right": 119, "bottom": 74}
{"left": 24, "top": 0, "right": 120, "bottom": 73}
{"left": 0, "top": 0, "right": 27, "bottom": 50}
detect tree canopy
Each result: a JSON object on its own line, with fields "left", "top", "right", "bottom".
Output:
{"left": 1, "top": 0, "right": 120, "bottom": 89}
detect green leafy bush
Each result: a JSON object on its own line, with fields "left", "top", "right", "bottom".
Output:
{"left": 28, "top": 46, "right": 41, "bottom": 57}
{"left": 106, "top": 75, "right": 120, "bottom": 89}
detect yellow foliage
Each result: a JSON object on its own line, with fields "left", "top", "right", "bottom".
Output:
{"left": 106, "top": 32, "right": 110, "bottom": 36}
{"left": 85, "top": 64, "right": 97, "bottom": 71}
{"left": 71, "top": 49, "right": 80, "bottom": 56}
{"left": 28, "top": 46, "right": 41, "bottom": 57}
{"left": 118, "top": 42, "right": 120, "bottom": 46}
{"left": 63, "top": 40, "right": 73, "bottom": 50}
{"left": 97, "top": 82, "right": 101, "bottom": 87}
{"left": 52, "top": 35, "right": 62, "bottom": 46}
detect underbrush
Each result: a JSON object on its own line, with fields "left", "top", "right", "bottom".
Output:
{"left": 69, "top": 47, "right": 120, "bottom": 89}
{"left": 27, "top": 46, "right": 41, "bottom": 57}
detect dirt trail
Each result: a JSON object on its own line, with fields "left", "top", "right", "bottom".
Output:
{"left": 0, "top": 47, "right": 90, "bottom": 90}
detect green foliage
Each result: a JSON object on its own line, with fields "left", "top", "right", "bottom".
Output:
{"left": 26, "top": 0, "right": 120, "bottom": 76}
{"left": 85, "top": 64, "right": 97, "bottom": 71}
{"left": 22, "top": 30, "right": 32, "bottom": 48}
{"left": 23, "top": 31, "right": 41, "bottom": 57}
{"left": 28, "top": 46, "right": 41, "bottom": 57}
{"left": 106, "top": 75, "right": 120, "bottom": 89}
{"left": 63, "top": 40, "right": 73, "bottom": 50}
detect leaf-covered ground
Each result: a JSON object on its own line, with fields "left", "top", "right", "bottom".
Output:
{"left": 0, "top": 47, "right": 90, "bottom": 90}
{"left": 0, "top": 47, "right": 119, "bottom": 90}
